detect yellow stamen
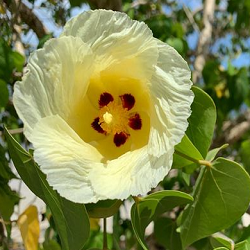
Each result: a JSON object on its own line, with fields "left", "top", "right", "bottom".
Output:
{"left": 103, "top": 112, "right": 113, "bottom": 124}
{"left": 99, "top": 101, "right": 129, "bottom": 134}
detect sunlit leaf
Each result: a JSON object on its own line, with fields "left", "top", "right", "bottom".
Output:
{"left": 186, "top": 86, "right": 216, "bottom": 158}
{"left": 172, "top": 134, "right": 203, "bottom": 172}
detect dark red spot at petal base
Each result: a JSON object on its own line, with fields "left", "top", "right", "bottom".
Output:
{"left": 114, "top": 132, "right": 129, "bottom": 147}
{"left": 120, "top": 94, "right": 135, "bottom": 111}
{"left": 99, "top": 92, "right": 114, "bottom": 108}
{"left": 128, "top": 113, "right": 142, "bottom": 130}
{"left": 91, "top": 117, "right": 106, "bottom": 134}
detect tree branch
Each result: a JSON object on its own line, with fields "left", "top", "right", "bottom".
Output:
{"left": 4, "top": 0, "right": 47, "bottom": 39}
{"left": 212, "top": 111, "right": 250, "bottom": 147}
{"left": 192, "top": 0, "right": 216, "bottom": 83}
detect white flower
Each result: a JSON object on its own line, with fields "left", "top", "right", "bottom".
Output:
{"left": 13, "top": 10, "right": 193, "bottom": 203}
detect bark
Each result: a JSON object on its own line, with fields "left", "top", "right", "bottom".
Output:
{"left": 3, "top": 0, "right": 47, "bottom": 39}
{"left": 212, "top": 111, "right": 250, "bottom": 147}
{"left": 192, "top": 0, "right": 216, "bottom": 83}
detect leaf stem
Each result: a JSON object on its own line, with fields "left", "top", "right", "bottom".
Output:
{"left": 132, "top": 196, "right": 141, "bottom": 204}
{"left": 103, "top": 218, "right": 108, "bottom": 250}
{"left": 175, "top": 149, "right": 212, "bottom": 168}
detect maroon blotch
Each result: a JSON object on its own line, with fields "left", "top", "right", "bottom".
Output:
{"left": 120, "top": 94, "right": 135, "bottom": 110}
{"left": 91, "top": 117, "right": 105, "bottom": 134}
{"left": 128, "top": 113, "right": 142, "bottom": 130}
{"left": 114, "top": 132, "right": 129, "bottom": 147}
{"left": 99, "top": 92, "right": 114, "bottom": 108}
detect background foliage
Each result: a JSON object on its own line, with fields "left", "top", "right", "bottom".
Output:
{"left": 0, "top": 0, "right": 250, "bottom": 250}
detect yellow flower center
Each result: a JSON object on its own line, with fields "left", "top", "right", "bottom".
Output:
{"left": 99, "top": 102, "right": 129, "bottom": 134}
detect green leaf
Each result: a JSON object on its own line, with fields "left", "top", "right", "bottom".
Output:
{"left": 181, "top": 158, "right": 250, "bottom": 248}
{"left": 205, "top": 144, "right": 229, "bottom": 162}
{"left": 11, "top": 51, "right": 25, "bottom": 72}
{"left": 0, "top": 39, "right": 13, "bottom": 82}
{"left": 86, "top": 200, "right": 122, "bottom": 218}
{"left": 0, "top": 182, "right": 19, "bottom": 221}
{"left": 5, "top": 127, "right": 90, "bottom": 250}
{"left": 154, "top": 217, "right": 182, "bottom": 250}
{"left": 166, "top": 38, "right": 184, "bottom": 54}
{"left": 172, "top": 134, "right": 203, "bottom": 172}
{"left": 210, "top": 233, "right": 234, "bottom": 249}
{"left": 186, "top": 86, "right": 216, "bottom": 158}
{"left": 213, "top": 248, "right": 229, "bottom": 250}
{"left": 239, "top": 140, "right": 250, "bottom": 174}
{"left": 83, "top": 230, "right": 113, "bottom": 250}
{"left": 131, "top": 190, "right": 193, "bottom": 250}
{"left": 43, "top": 240, "right": 61, "bottom": 250}
{"left": 0, "top": 144, "right": 17, "bottom": 180}
{"left": 235, "top": 240, "right": 250, "bottom": 250}
{"left": 0, "top": 80, "right": 8, "bottom": 109}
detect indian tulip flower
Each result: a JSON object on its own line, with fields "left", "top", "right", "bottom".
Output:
{"left": 13, "top": 10, "right": 193, "bottom": 203}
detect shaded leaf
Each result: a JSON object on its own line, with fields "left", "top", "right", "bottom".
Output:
{"left": 0, "top": 80, "right": 8, "bottom": 109}
{"left": 181, "top": 158, "right": 250, "bottom": 247}
{"left": 131, "top": 190, "right": 193, "bottom": 250}
{"left": 0, "top": 182, "right": 19, "bottom": 221}
{"left": 154, "top": 217, "right": 182, "bottom": 250}
{"left": 86, "top": 200, "right": 122, "bottom": 218}
{"left": 0, "top": 144, "right": 17, "bottom": 180}
{"left": 5, "top": 127, "right": 90, "bottom": 250}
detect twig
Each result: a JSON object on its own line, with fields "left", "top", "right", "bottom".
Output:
{"left": 182, "top": 3, "right": 200, "bottom": 33}
{"left": 192, "top": 0, "right": 216, "bottom": 83}
{"left": 0, "top": 128, "right": 23, "bottom": 137}
{"left": 3, "top": 0, "right": 48, "bottom": 39}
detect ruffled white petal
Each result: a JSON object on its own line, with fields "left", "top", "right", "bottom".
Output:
{"left": 13, "top": 10, "right": 194, "bottom": 203}
{"left": 13, "top": 36, "right": 94, "bottom": 141}
{"left": 148, "top": 40, "right": 194, "bottom": 158}
{"left": 61, "top": 10, "right": 158, "bottom": 80}
{"left": 31, "top": 115, "right": 104, "bottom": 203}
{"left": 89, "top": 147, "right": 168, "bottom": 200}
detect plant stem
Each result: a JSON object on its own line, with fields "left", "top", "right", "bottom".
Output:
{"left": 175, "top": 149, "right": 212, "bottom": 167}
{"left": 132, "top": 196, "right": 141, "bottom": 204}
{"left": 103, "top": 218, "right": 108, "bottom": 250}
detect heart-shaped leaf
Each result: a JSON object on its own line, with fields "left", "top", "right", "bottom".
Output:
{"left": 181, "top": 158, "right": 250, "bottom": 248}
{"left": 186, "top": 86, "right": 216, "bottom": 158}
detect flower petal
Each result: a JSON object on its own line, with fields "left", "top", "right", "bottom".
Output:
{"left": 31, "top": 115, "right": 104, "bottom": 203}
{"left": 148, "top": 40, "right": 194, "bottom": 158}
{"left": 89, "top": 147, "right": 168, "bottom": 199}
{"left": 13, "top": 36, "right": 94, "bottom": 141}
{"left": 61, "top": 10, "right": 158, "bottom": 80}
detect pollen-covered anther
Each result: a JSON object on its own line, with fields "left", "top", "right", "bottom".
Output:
{"left": 91, "top": 92, "right": 142, "bottom": 147}
{"left": 128, "top": 113, "right": 142, "bottom": 130}
{"left": 120, "top": 94, "right": 135, "bottom": 110}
